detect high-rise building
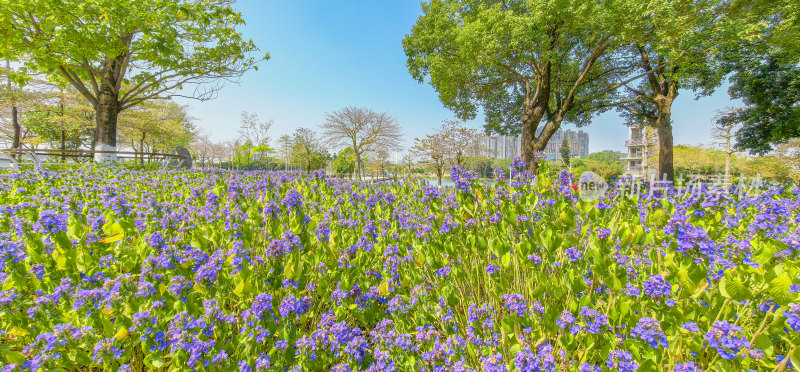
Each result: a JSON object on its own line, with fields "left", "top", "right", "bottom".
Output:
{"left": 484, "top": 129, "right": 589, "bottom": 161}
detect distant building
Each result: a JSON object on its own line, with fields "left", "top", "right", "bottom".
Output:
{"left": 623, "top": 125, "right": 659, "bottom": 178}
{"left": 484, "top": 135, "right": 522, "bottom": 160}
{"left": 484, "top": 129, "right": 589, "bottom": 161}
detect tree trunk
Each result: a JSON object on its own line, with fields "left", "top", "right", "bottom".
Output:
{"left": 58, "top": 98, "right": 66, "bottom": 162}
{"left": 436, "top": 164, "right": 443, "bottom": 186}
{"left": 140, "top": 132, "right": 146, "bottom": 165}
{"left": 6, "top": 60, "right": 21, "bottom": 154}
{"left": 60, "top": 130, "right": 66, "bottom": 163}
{"left": 521, "top": 64, "right": 552, "bottom": 173}
{"left": 93, "top": 82, "right": 120, "bottom": 163}
{"left": 656, "top": 118, "right": 674, "bottom": 181}
{"left": 11, "top": 106, "right": 20, "bottom": 149}
{"left": 724, "top": 134, "right": 732, "bottom": 187}
{"left": 354, "top": 150, "right": 362, "bottom": 181}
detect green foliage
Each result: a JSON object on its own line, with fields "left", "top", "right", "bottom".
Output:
{"left": 0, "top": 0, "right": 266, "bottom": 103}
{"left": 571, "top": 151, "right": 624, "bottom": 181}
{"left": 0, "top": 0, "right": 266, "bottom": 151}
{"left": 291, "top": 128, "right": 330, "bottom": 172}
{"left": 332, "top": 148, "right": 356, "bottom": 174}
{"left": 725, "top": 56, "right": 800, "bottom": 155}
{"left": 403, "top": 0, "right": 639, "bottom": 134}
{"left": 673, "top": 145, "right": 793, "bottom": 182}
{"left": 559, "top": 138, "right": 571, "bottom": 167}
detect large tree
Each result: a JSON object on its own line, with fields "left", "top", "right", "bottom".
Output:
{"left": 713, "top": 0, "right": 799, "bottom": 155}
{"left": 614, "top": 0, "right": 732, "bottom": 181}
{"left": 724, "top": 55, "right": 799, "bottom": 155}
{"left": 403, "top": 0, "right": 643, "bottom": 172}
{"left": 712, "top": 107, "right": 741, "bottom": 186}
{"left": 0, "top": 0, "right": 266, "bottom": 162}
{"left": 321, "top": 106, "right": 403, "bottom": 180}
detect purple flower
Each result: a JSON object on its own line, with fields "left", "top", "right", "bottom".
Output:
{"left": 607, "top": 350, "right": 639, "bottom": 372}
{"left": 501, "top": 293, "right": 529, "bottom": 316}
{"left": 671, "top": 362, "right": 701, "bottom": 372}
{"left": 481, "top": 353, "right": 507, "bottom": 372}
{"left": 681, "top": 322, "right": 700, "bottom": 333}
{"left": 704, "top": 321, "right": 750, "bottom": 359}
{"left": 30, "top": 264, "right": 45, "bottom": 280}
{"left": 434, "top": 266, "right": 451, "bottom": 277}
{"left": 631, "top": 317, "right": 669, "bottom": 348}
{"left": 514, "top": 343, "right": 556, "bottom": 372}
{"left": 279, "top": 295, "right": 312, "bottom": 319}
{"left": 565, "top": 247, "right": 583, "bottom": 262}
{"left": 643, "top": 275, "right": 672, "bottom": 299}
{"left": 486, "top": 264, "right": 500, "bottom": 275}
{"left": 34, "top": 209, "right": 68, "bottom": 234}
{"left": 786, "top": 303, "right": 800, "bottom": 332}
{"left": 450, "top": 165, "right": 479, "bottom": 193}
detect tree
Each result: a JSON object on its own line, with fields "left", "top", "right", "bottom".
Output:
{"left": 277, "top": 134, "right": 293, "bottom": 171}
{"left": 404, "top": 0, "right": 646, "bottom": 172}
{"left": 366, "top": 149, "right": 391, "bottom": 176}
{"left": 401, "top": 152, "right": 416, "bottom": 175}
{"left": 239, "top": 112, "right": 273, "bottom": 148}
{"left": 571, "top": 151, "right": 624, "bottom": 180}
{"left": 291, "top": 127, "right": 329, "bottom": 172}
{"left": 332, "top": 148, "right": 356, "bottom": 175}
{"left": 2, "top": 61, "right": 21, "bottom": 150}
{"left": 614, "top": 0, "right": 732, "bottom": 181}
{"left": 438, "top": 120, "right": 484, "bottom": 167}
{"left": 1, "top": 63, "right": 49, "bottom": 150}
{"left": 559, "top": 137, "right": 571, "bottom": 168}
{"left": 775, "top": 139, "right": 800, "bottom": 184}
{"left": 724, "top": 56, "right": 800, "bottom": 155}
{"left": 118, "top": 99, "right": 195, "bottom": 164}
{"left": 412, "top": 132, "right": 447, "bottom": 186}
{"left": 191, "top": 131, "right": 214, "bottom": 168}
{"left": 238, "top": 111, "right": 273, "bottom": 168}
{"left": 321, "top": 106, "right": 403, "bottom": 180}
{"left": 22, "top": 87, "right": 95, "bottom": 157}
{"left": 0, "top": 0, "right": 267, "bottom": 162}
{"left": 712, "top": 108, "right": 741, "bottom": 186}
{"left": 714, "top": 0, "right": 800, "bottom": 155}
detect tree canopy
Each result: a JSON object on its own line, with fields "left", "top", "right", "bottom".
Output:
{"left": 321, "top": 107, "right": 402, "bottom": 180}
{"left": 0, "top": 0, "right": 266, "bottom": 160}
{"left": 404, "top": 0, "right": 644, "bottom": 171}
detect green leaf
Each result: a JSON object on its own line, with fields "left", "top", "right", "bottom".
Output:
{"left": 501, "top": 252, "right": 512, "bottom": 268}
{"left": 676, "top": 268, "right": 697, "bottom": 294}
{"left": 719, "top": 275, "right": 752, "bottom": 302}
{"left": 234, "top": 280, "right": 252, "bottom": 297}
{"left": 753, "top": 334, "right": 773, "bottom": 357}
{"left": 2, "top": 350, "right": 25, "bottom": 364}
{"left": 752, "top": 238, "right": 776, "bottom": 265}
{"left": 769, "top": 273, "right": 796, "bottom": 305}
{"left": 100, "top": 222, "right": 125, "bottom": 244}
{"left": 52, "top": 231, "right": 73, "bottom": 250}
{"left": 283, "top": 256, "right": 296, "bottom": 280}
{"left": 2, "top": 272, "right": 26, "bottom": 291}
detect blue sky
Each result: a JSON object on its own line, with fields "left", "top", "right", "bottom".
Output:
{"left": 179, "top": 0, "right": 740, "bottom": 154}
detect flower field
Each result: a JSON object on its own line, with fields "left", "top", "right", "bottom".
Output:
{"left": 1, "top": 164, "right": 799, "bottom": 372}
